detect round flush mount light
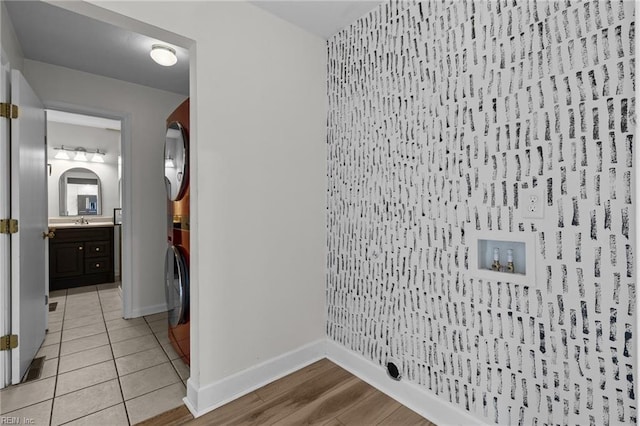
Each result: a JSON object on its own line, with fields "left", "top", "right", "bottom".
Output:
{"left": 150, "top": 44, "right": 177, "bottom": 67}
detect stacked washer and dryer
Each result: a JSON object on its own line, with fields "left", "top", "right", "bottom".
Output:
{"left": 163, "top": 99, "right": 190, "bottom": 365}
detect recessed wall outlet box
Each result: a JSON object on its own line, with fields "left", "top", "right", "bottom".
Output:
{"left": 521, "top": 187, "right": 544, "bottom": 219}
{"left": 469, "top": 230, "right": 537, "bottom": 287}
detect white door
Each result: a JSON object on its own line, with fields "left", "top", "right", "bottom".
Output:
{"left": 0, "top": 58, "right": 11, "bottom": 389}
{"left": 10, "top": 69, "right": 47, "bottom": 384}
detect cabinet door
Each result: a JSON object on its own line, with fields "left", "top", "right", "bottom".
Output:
{"left": 50, "top": 242, "right": 84, "bottom": 278}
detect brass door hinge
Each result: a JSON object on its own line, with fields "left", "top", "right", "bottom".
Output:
{"left": 0, "top": 103, "right": 18, "bottom": 119}
{"left": 0, "top": 219, "right": 18, "bottom": 234}
{"left": 0, "top": 334, "right": 18, "bottom": 351}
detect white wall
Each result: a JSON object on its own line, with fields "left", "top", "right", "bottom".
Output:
{"left": 47, "top": 121, "right": 120, "bottom": 218}
{"left": 23, "top": 59, "right": 186, "bottom": 316}
{"left": 0, "top": 1, "right": 23, "bottom": 70}
{"left": 72, "top": 0, "right": 328, "bottom": 411}
{"left": 326, "top": 1, "right": 636, "bottom": 425}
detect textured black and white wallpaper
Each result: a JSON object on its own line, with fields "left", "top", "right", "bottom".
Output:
{"left": 326, "top": 0, "right": 636, "bottom": 424}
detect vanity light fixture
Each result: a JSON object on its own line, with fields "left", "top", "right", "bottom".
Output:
{"left": 150, "top": 44, "right": 177, "bottom": 67}
{"left": 74, "top": 148, "right": 88, "bottom": 162}
{"left": 54, "top": 146, "right": 70, "bottom": 160}
{"left": 91, "top": 150, "right": 105, "bottom": 163}
{"left": 53, "top": 146, "right": 109, "bottom": 162}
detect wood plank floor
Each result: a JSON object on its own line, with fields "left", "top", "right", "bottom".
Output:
{"left": 136, "top": 358, "right": 436, "bottom": 425}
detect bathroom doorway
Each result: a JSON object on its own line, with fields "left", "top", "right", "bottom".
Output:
{"left": 45, "top": 109, "right": 125, "bottom": 289}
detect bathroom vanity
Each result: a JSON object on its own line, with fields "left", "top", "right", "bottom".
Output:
{"left": 48, "top": 224, "right": 115, "bottom": 290}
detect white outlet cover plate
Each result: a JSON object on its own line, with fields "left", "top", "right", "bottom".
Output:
{"left": 521, "top": 187, "right": 544, "bottom": 219}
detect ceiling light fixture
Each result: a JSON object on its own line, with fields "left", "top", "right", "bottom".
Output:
{"left": 54, "top": 146, "right": 70, "bottom": 160}
{"left": 74, "top": 148, "right": 88, "bottom": 162}
{"left": 150, "top": 44, "right": 177, "bottom": 67}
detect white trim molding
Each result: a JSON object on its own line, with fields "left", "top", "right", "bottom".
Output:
{"left": 183, "top": 339, "right": 326, "bottom": 418}
{"left": 325, "top": 340, "right": 488, "bottom": 426}
{"left": 184, "top": 339, "right": 487, "bottom": 425}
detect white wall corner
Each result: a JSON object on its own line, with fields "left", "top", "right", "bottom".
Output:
{"left": 325, "top": 340, "right": 489, "bottom": 426}
{"left": 183, "top": 339, "right": 326, "bottom": 418}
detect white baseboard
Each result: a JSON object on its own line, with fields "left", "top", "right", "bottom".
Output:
{"left": 128, "top": 302, "right": 167, "bottom": 318}
{"left": 183, "top": 339, "right": 485, "bottom": 425}
{"left": 325, "top": 340, "right": 487, "bottom": 426}
{"left": 183, "top": 338, "right": 326, "bottom": 418}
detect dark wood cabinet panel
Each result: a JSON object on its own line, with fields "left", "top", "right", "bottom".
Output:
{"left": 49, "top": 226, "right": 115, "bottom": 291}
{"left": 50, "top": 242, "right": 84, "bottom": 278}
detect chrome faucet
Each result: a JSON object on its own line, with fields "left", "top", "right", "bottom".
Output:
{"left": 75, "top": 216, "right": 89, "bottom": 225}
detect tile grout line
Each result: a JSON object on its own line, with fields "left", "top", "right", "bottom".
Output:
{"left": 51, "top": 286, "right": 124, "bottom": 425}
{"left": 98, "top": 286, "right": 132, "bottom": 426}
{"left": 53, "top": 360, "right": 120, "bottom": 398}
{"left": 4, "top": 286, "right": 181, "bottom": 425}
{"left": 56, "top": 286, "right": 122, "bottom": 426}
{"left": 117, "top": 358, "right": 175, "bottom": 379}
{"left": 48, "top": 288, "right": 67, "bottom": 426}
{"left": 37, "top": 285, "right": 180, "bottom": 425}
{"left": 55, "top": 344, "right": 111, "bottom": 375}
{"left": 144, "top": 315, "right": 187, "bottom": 389}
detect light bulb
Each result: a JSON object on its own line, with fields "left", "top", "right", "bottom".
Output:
{"left": 150, "top": 44, "right": 177, "bottom": 66}
{"left": 55, "top": 149, "right": 69, "bottom": 160}
{"left": 91, "top": 152, "right": 105, "bottom": 163}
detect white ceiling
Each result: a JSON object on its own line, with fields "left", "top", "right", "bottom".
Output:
{"left": 5, "top": 1, "right": 381, "bottom": 97}
{"left": 250, "top": 1, "right": 382, "bottom": 39}
{"left": 47, "top": 110, "right": 121, "bottom": 131}
{"left": 4, "top": 0, "right": 190, "bottom": 95}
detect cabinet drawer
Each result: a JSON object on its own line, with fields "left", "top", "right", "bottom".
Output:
{"left": 85, "top": 241, "right": 110, "bottom": 258}
{"left": 53, "top": 227, "right": 112, "bottom": 242}
{"left": 84, "top": 257, "right": 111, "bottom": 274}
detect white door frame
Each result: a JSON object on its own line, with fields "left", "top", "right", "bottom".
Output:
{"left": 0, "top": 51, "right": 11, "bottom": 389}
{"left": 44, "top": 101, "right": 134, "bottom": 318}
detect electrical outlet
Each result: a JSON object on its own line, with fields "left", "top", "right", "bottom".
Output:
{"left": 521, "top": 187, "right": 544, "bottom": 219}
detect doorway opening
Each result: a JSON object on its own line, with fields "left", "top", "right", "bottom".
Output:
{"left": 46, "top": 109, "right": 124, "bottom": 286}
{"left": 1, "top": 3, "right": 193, "bottom": 419}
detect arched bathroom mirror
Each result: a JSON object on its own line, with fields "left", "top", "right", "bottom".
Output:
{"left": 164, "top": 121, "right": 188, "bottom": 201}
{"left": 59, "top": 168, "right": 102, "bottom": 216}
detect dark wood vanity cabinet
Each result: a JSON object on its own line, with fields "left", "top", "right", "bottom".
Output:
{"left": 49, "top": 226, "right": 115, "bottom": 290}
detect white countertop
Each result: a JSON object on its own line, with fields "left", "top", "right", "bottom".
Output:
{"left": 49, "top": 222, "right": 114, "bottom": 229}
{"left": 48, "top": 217, "right": 115, "bottom": 228}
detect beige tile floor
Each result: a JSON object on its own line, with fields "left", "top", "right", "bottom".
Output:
{"left": 0, "top": 283, "right": 189, "bottom": 425}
